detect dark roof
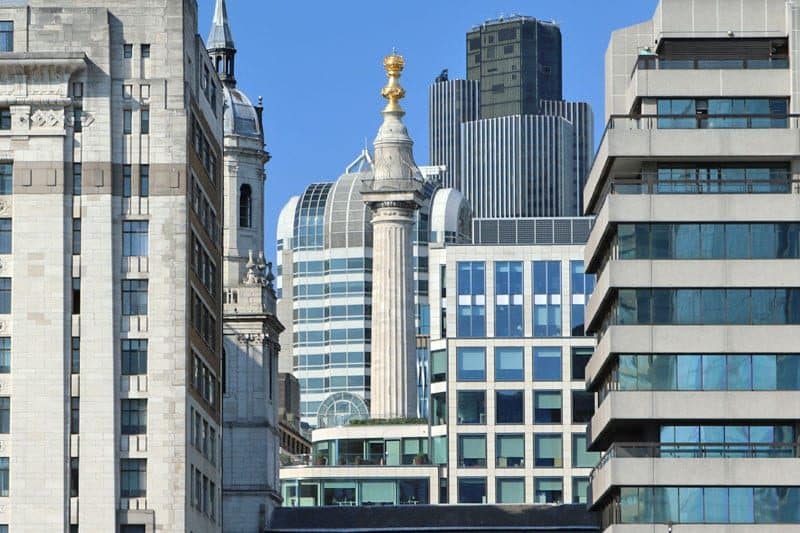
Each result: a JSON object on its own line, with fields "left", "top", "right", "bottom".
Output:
{"left": 268, "top": 504, "right": 600, "bottom": 532}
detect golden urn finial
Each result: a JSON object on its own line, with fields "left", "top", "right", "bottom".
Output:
{"left": 381, "top": 51, "right": 406, "bottom": 114}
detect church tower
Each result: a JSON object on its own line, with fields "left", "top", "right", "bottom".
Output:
{"left": 208, "top": 0, "right": 283, "bottom": 529}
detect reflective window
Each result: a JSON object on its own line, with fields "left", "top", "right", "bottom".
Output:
{"left": 0, "top": 219, "right": 10, "bottom": 254}
{"left": 534, "top": 391, "right": 561, "bottom": 423}
{"left": 570, "top": 261, "right": 595, "bottom": 336}
{"left": 534, "top": 347, "right": 562, "bottom": 381}
{"left": 456, "top": 347, "right": 485, "bottom": 381}
{"left": 657, "top": 98, "right": 788, "bottom": 129}
{"left": 0, "top": 22, "right": 12, "bottom": 52}
{"left": 495, "top": 390, "right": 523, "bottom": 424}
{"left": 572, "top": 390, "right": 594, "bottom": 423}
{"left": 496, "top": 478, "right": 525, "bottom": 504}
{"left": 495, "top": 347, "right": 523, "bottom": 381}
{"left": 571, "top": 347, "right": 593, "bottom": 381}
{"left": 457, "top": 262, "right": 486, "bottom": 337}
{"left": 495, "top": 261, "right": 523, "bottom": 337}
{"left": 496, "top": 434, "right": 524, "bottom": 468}
{"left": 293, "top": 183, "right": 332, "bottom": 250}
{"left": 458, "top": 477, "right": 486, "bottom": 504}
{"left": 572, "top": 434, "right": 599, "bottom": 467}
{"left": 534, "top": 434, "right": 562, "bottom": 467}
{"left": 0, "top": 163, "right": 12, "bottom": 195}
{"left": 456, "top": 391, "right": 485, "bottom": 424}
{"left": 458, "top": 435, "right": 487, "bottom": 467}
{"left": 573, "top": 477, "right": 590, "bottom": 504}
{"left": 533, "top": 261, "right": 561, "bottom": 336}
{"left": 535, "top": 477, "right": 563, "bottom": 503}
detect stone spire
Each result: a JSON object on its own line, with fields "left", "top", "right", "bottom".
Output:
{"left": 362, "top": 53, "right": 424, "bottom": 420}
{"left": 207, "top": 0, "right": 237, "bottom": 84}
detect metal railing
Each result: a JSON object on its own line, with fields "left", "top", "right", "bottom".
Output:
{"left": 607, "top": 172, "right": 799, "bottom": 195}
{"left": 590, "top": 442, "right": 800, "bottom": 482}
{"left": 632, "top": 56, "right": 789, "bottom": 76}
{"left": 281, "top": 452, "right": 433, "bottom": 467}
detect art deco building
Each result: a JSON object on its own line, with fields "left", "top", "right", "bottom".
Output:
{"left": 584, "top": 0, "right": 800, "bottom": 529}
{"left": 208, "top": 0, "right": 283, "bottom": 530}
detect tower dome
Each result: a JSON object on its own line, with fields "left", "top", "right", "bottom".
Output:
{"left": 223, "top": 86, "right": 262, "bottom": 138}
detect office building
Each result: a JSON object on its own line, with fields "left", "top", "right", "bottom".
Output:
{"left": 0, "top": 0, "right": 223, "bottom": 530}
{"left": 584, "top": 0, "right": 800, "bottom": 529}
{"left": 280, "top": 217, "right": 597, "bottom": 506}
{"left": 210, "top": 0, "right": 283, "bottom": 529}
{"left": 429, "top": 17, "right": 593, "bottom": 219}
{"left": 466, "top": 16, "right": 562, "bottom": 119}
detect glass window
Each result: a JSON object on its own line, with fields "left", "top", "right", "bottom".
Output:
{"left": 121, "top": 459, "right": 146, "bottom": 497}
{"left": 496, "top": 434, "right": 524, "bottom": 468}
{"left": 123, "top": 221, "right": 148, "bottom": 257}
{"left": 0, "top": 21, "right": 13, "bottom": 52}
{"left": 140, "top": 165, "right": 149, "bottom": 197}
{"left": 0, "top": 278, "right": 11, "bottom": 314}
{"left": 457, "top": 391, "right": 485, "bottom": 424}
{"left": 573, "top": 477, "right": 589, "bottom": 504}
{"left": 0, "top": 163, "right": 10, "bottom": 195}
{"left": 533, "top": 261, "right": 561, "bottom": 337}
{"left": 122, "top": 280, "right": 148, "bottom": 315}
{"left": 121, "top": 399, "right": 147, "bottom": 434}
{"left": 534, "top": 391, "right": 561, "bottom": 423}
{"left": 572, "top": 433, "right": 599, "bottom": 468}
{"left": 534, "top": 347, "right": 561, "bottom": 381}
{"left": 324, "top": 481, "right": 357, "bottom": 506}
{"left": 72, "top": 278, "right": 80, "bottom": 314}
{"left": 534, "top": 477, "right": 563, "bottom": 504}
{"left": 70, "top": 457, "right": 79, "bottom": 497}
{"left": 123, "top": 44, "right": 133, "bottom": 58}
{"left": 70, "top": 397, "right": 79, "bottom": 434}
{"left": 140, "top": 109, "right": 149, "bottom": 135}
{"left": 570, "top": 261, "right": 594, "bottom": 336}
{"left": 495, "top": 390, "right": 523, "bottom": 424}
{"left": 0, "top": 219, "right": 10, "bottom": 254}
{"left": 458, "top": 435, "right": 486, "bottom": 467}
{"left": 0, "top": 398, "right": 8, "bottom": 433}
{"left": 72, "top": 219, "right": 81, "bottom": 255}
{"left": 430, "top": 349, "right": 446, "bottom": 383}
{"left": 123, "top": 164, "right": 132, "bottom": 197}
{"left": 457, "top": 262, "right": 486, "bottom": 337}
{"left": 122, "top": 339, "right": 147, "bottom": 375}
{"left": 456, "top": 347, "right": 485, "bottom": 381}
{"left": 495, "top": 347, "right": 523, "bottom": 381}
{"left": 0, "top": 457, "right": 8, "bottom": 497}
{"left": 458, "top": 478, "right": 486, "bottom": 504}
{"left": 123, "top": 109, "right": 132, "bottom": 134}
{"left": 73, "top": 163, "right": 82, "bottom": 195}
{"left": 496, "top": 478, "right": 525, "bottom": 504}
{"left": 71, "top": 337, "right": 80, "bottom": 374}
{"left": 0, "top": 338, "right": 9, "bottom": 374}
{"left": 239, "top": 184, "right": 252, "bottom": 228}
{"left": 495, "top": 261, "right": 523, "bottom": 337}
{"left": 572, "top": 390, "right": 594, "bottom": 423}
{"left": 571, "top": 347, "right": 593, "bottom": 380}
{"left": 534, "top": 434, "right": 562, "bottom": 467}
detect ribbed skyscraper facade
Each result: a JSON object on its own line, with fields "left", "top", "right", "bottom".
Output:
{"left": 429, "top": 16, "right": 593, "bottom": 220}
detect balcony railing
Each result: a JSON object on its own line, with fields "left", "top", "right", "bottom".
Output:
{"left": 590, "top": 442, "right": 800, "bottom": 482}
{"left": 633, "top": 55, "right": 789, "bottom": 76}
{"left": 607, "top": 172, "right": 800, "bottom": 195}
{"left": 281, "top": 452, "right": 433, "bottom": 467}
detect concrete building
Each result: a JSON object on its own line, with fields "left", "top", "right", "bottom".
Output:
{"left": 279, "top": 216, "right": 598, "bottom": 506}
{"left": 0, "top": 0, "right": 223, "bottom": 530}
{"left": 209, "top": 0, "right": 283, "bottom": 530}
{"left": 466, "top": 16, "right": 562, "bottom": 119}
{"left": 276, "top": 157, "right": 470, "bottom": 427}
{"left": 429, "top": 17, "right": 593, "bottom": 219}
{"left": 584, "top": 0, "right": 800, "bottom": 530}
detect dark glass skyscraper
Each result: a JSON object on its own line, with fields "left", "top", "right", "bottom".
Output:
{"left": 466, "top": 16, "right": 562, "bottom": 119}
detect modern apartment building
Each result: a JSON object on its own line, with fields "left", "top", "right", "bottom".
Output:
{"left": 280, "top": 218, "right": 598, "bottom": 506}
{"left": 466, "top": 16, "right": 562, "bottom": 119}
{"left": 276, "top": 156, "right": 471, "bottom": 427}
{"left": 584, "top": 0, "right": 800, "bottom": 529}
{"left": 209, "top": 0, "right": 283, "bottom": 529}
{"left": 429, "top": 17, "right": 593, "bottom": 219}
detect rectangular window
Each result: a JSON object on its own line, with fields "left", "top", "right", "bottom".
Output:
{"left": 534, "top": 347, "right": 562, "bottom": 381}
{"left": 458, "top": 477, "right": 486, "bottom": 504}
{"left": 431, "top": 349, "right": 446, "bottom": 383}
{"left": 0, "top": 338, "right": 9, "bottom": 373}
{"left": 73, "top": 163, "right": 82, "bottom": 195}
{"left": 456, "top": 262, "right": 485, "bottom": 337}
{"left": 121, "top": 459, "right": 146, "bottom": 497}
{"left": 140, "top": 165, "right": 149, "bottom": 197}
{"left": 70, "top": 457, "right": 79, "bottom": 497}
{"left": 571, "top": 347, "right": 593, "bottom": 381}
{"left": 456, "top": 347, "right": 485, "bottom": 381}
{"left": 0, "top": 21, "right": 12, "bottom": 52}
{"left": 458, "top": 434, "right": 487, "bottom": 467}
{"left": 573, "top": 477, "right": 589, "bottom": 504}
{"left": 496, "top": 478, "right": 525, "bottom": 504}
{"left": 122, "top": 339, "right": 147, "bottom": 375}
{"left": 140, "top": 108, "right": 149, "bottom": 135}
{"left": 123, "top": 221, "right": 148, "bottom": 257}
{"left": 0, "top": 278, "right": 9, "bottom": 313}
{"left": 0, "top": 457, "right": 8, "bottom": 496}
{"left": 456, "top": 390, "right": 485, "bottom": 424}
{"left": 71, "top": 337, "right": 80, "bottom": 374}
{"left": 123, "top": 44, "right": 133, "bottom": 58}
{"left": 494, "top": 261, "right": 523, "bottom": 337}
{"left": 572, "top": 433, "right": 600, "bottom": 468}
{"left": 534, "top": 391, "right": 562, "bottom": 423}
{"left": 0, "top": 109, "right": 9, "bottom": 130}
{"left": 496, "top": 434, "right": 524, "bottom": 468}
{"left": 122, "top": 280, "right": 148, "bottom": 315}
{"left": 495, "top": 346, "right": 523, "bottom": 381}
{"left": 570, "top": 261, "right": 595, "bottom": 336}
{"left": 0, "top": 397, "right": 8, "bottom": 433}
{"left": 72, "top": 278, "right": 80, "bottom": 314}
{"left": 121, "top": 399, "right": 147, "bottom": 434}
{"left": 70, "top": 397, "right": 79, "bottom": 434}
{"left": 535, "top": 477, "right": 563, "bottom": 504}
{"left": 123, "top": 109, "right": 132, "bottom": 134}
{"left": 496, "top": 390, "right": 524, "bottom": 424}
{"left": 572, "top": 390, "right": 595, "bottom": 423}
{"left": 141, "top": 44, "right": 150, "bottom": 58}
{"left": 0, "top": 219, "right": 10, "bottom": 254}
{"left": 533, "top": 260, "right": 561, "bottom": 336}
{"left": 123, "top": 164, "right": 132, "bottom": 197}
{"left": 72, "top": 219, "right": 81, "bottom": 255}
{"left": 73, "top": 108, "right": 82, "bottom": 133}
{"left": 0, "top": 162, "right": 11, "bottom": 195}
{"left": 534, "top": 434, "right": 562, "bottom": 467}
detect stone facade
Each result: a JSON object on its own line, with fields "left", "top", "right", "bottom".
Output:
{"left": 0, "top": 1, "right": 224, "bottom": 531}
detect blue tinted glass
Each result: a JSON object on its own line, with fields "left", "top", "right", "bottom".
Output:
{"left": 495, "top": 347, "right": 523, "bottom": 381}
{"left": 700, "top": 224, "right": 725, "bottom": 258}
{"left": 674, "top": 225, "right": 700, "bottom": 258}
{"left": 754, "top": 487, "right": 779, "bottom": 523}
{"left": 752, "top": 355, "right": 777, "bottom": 390}
{"left": 702, "top": 355, "right": 726, "bottom": 390}
{"left": 571, "top": 261, "right": 584, "bottom": 294}
{"left": 704, "top": 488, "right": 729, "bottom": 523}
{"left": 730, "top": 488, "right": 754, "bottom": 523}
{"left": 701, "top": 290, "right": 725, "bottom": 324}
{"left": 675, "top": 426, "right": 699, "bottom": 443}
{"left": 725, "top": 224, "right": 749, "bottom": 258}
{"left": 457, "top": 348, "right": 485, "bottom": 381}
{"left": 534, "top": 347, "right": 561, "bottom": 381}
{"left": 533, "top": 262, "right": 547, "bottom": 294}
{"left": 726, "top": 289, "right": 750, "bottom": 324}
{"left": 777, "top": 355, "right": 800, "bottom": 389}
{"left": 679, "top": 487, "right": 703, "bottom": 522}
{"left": 677, "top": 356, "right": 701, "bottom": 390}
{"left": 700, "top": 426, "right": 724, "bottom": 443}
{"left": 727, "top": 356, "right": 752, "bottom": 390}
{"left": 457, "top": 263, "right": 472, "bottom": 295}
{"left": 547, "top": 261, "right": 560, "bottom": 293}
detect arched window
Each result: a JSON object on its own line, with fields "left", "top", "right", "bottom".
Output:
{"left": 239, "top": 184, "right": 252, "bottom": 228}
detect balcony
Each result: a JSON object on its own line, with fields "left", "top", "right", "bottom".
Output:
{"left": 590, "top": 442, "right": 800, "bottom": 507}
{"left": 584, "top": 115, "right": 800, "bottom": 214}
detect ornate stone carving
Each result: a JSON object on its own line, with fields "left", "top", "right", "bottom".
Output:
{"left": 0, "top": 200, "right": 9, "bottom": 215}
{"left": 30, "top": 108, "right": 63, "bottom": 129}
{"left": 0, "top": 320, "right": 8, "bottom": 332}
{"left": 0, "top": 259, "right": 6, "bottom": 273}
{"left": 236, "top": 333, "right": 266, "bottom": 345}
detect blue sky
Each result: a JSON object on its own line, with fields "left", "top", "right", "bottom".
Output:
{"left": 196, "top": 0, "right": 659, "bottom": 253}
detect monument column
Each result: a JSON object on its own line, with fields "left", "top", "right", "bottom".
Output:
{"left": 362, "top": 53, "right": 423, "bottom": 419}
